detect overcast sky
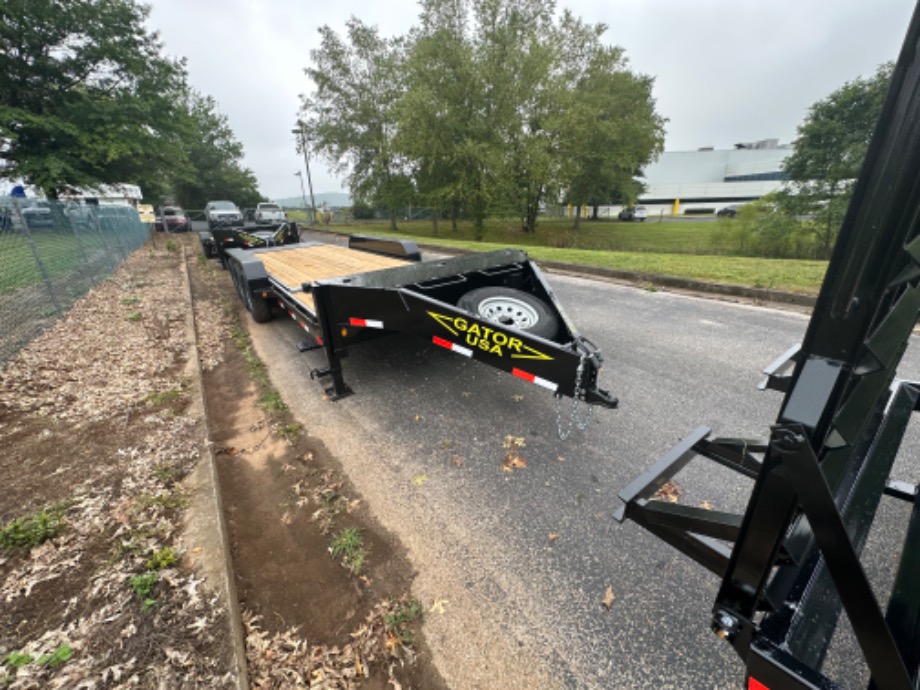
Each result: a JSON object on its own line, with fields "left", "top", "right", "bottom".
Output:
{"left": 145, "top": 0, "right": 915, "bottom": 201}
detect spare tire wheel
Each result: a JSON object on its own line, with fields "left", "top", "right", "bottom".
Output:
{"left": 458, "top": 287, "right": 559, "bottom": 340}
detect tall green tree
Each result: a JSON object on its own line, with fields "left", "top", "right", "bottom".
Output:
{"left": 171, "top": 92, "right": 262, "bottom": 209}
{"left": 781, "top": 62, "right": 893, "bottom": 257}
{"left": 556, "top": 16, "right": 665, "bottom": 229}
{"left": 0, "top": 0, "right": 189, "bottom": 197}
{"left": 396, "top": 0, "right": 478, "bottom": 235}
{"left": 302, "top": 19, "right": 409, "bottom": 230}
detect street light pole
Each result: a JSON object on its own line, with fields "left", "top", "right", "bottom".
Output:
{"left": 295, "top": 171, "right": 308, "bottom": 223}
{"left": 292, "top": 122, "right": 317, "bottom": 224}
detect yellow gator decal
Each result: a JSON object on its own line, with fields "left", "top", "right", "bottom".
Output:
{"left": 428, "top": 311, "right": 552, "bottom": 360}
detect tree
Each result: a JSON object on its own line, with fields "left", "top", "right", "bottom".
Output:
{"left": 302, "top": 19, "right": 409, "bottom": 230}
{"left": 171, "top": 93, "right": 262, "bottom": 209}
{"left": 781, "top": 62, "right": 893, "bottom": 258}
{"left": 0, "top": 0, "right": 189, "bottom": 197}
{"left": 555, "top": 16, "right": 665, "bottom": 229}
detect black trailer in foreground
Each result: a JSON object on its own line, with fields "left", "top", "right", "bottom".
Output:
{"left": 226, "top": 235, "right": 617, "bottom": 433}
{"left": 617, "top": 4, "right": 920, "bottom": 689}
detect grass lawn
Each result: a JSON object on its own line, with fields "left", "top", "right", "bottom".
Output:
{"left": 308, "top": 216, "right": 827, "bottom": 295}
{"left": 0, "top": 231, "right": 85, "bottom": 294}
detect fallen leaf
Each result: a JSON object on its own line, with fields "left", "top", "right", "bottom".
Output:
{"left": 412, "top": 473, "right": 428, "bottom": 486}
{"left": 548, "top": 533, "right": 559, "bottom": 542}
{"left": 700, "top": 500, "right": 714, "bottom": 510}
{"left": 502, "top": 455, "right": 527, "bottom": 472}
{"left": 451, "top": 455, "right": 463, "bottom": 467}
{"left": 460, "top": 391, "right": 472, "bottom": 398}
{"left": 557, "top": 455, "right": 566, "bottom": 462}
{"left": 653, "top": 480, "right": 683, "bottom": 503}
{"left": 303, "top": 451, "right": 315, "bottom": 462}
{"left": 414, "top": 414, "right": 422, "bottom": 422}
{"left": 511, "top": 394, "right": 524, "bottom": 402}
{"left": 430, "top": 598, "right": 449, "bottom": 614}
{"left": 602, "top": 585, "right": 615, "bottom": 609}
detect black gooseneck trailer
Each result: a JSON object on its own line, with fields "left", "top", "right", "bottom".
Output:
{"left": 225, "top": 234, "right": 617, "bottom": 426}
{"left": 616, "top": 4, "right": 920, "bottom": 689}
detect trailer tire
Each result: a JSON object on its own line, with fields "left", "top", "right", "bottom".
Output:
{"left": 458, "top": 287, "right": 558, "bottom": 340}
{"left": 230, "top": 263, "right": 273, "bottom": 323}
{"left": 248, "top": 294, "right": 272, "bottom": 323}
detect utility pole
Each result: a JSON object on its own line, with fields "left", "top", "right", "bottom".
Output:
{"left": 292, "top": 122, "right": 317, "bottom": 224}
{"left": 295, "top": 171, "right": 309, "bottom": 223}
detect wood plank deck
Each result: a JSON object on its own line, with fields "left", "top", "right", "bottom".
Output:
{"left": 254, "top": 244, "right": 408, "bottom": 314}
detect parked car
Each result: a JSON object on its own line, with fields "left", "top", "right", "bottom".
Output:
{"left": 20, "top": 200, "right": 54, "bottom": 229}
{"left": 65, "top": 202, "right": 95, "bottom": 230}
{"left": 155, "top": 206, "right": 191, "bottom": 232}
{"left": 254, "top": 202, "right": 286, "bottom": 226}
{"left": 204, "top": 200, "right": 244, "bottom": 230}
{"left": 717, "top": 205, "right": 740, "bottom": 218}
{"left": 618, "top": 205, "right": 648, "bottom": 222}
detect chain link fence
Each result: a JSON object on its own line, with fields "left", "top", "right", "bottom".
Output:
{"left": 0, "top": 198, "right": 150, "bottom": 367}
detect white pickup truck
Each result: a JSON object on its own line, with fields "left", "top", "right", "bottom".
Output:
{"left": 254, "top": 202, "right": 286, "bottom": 226}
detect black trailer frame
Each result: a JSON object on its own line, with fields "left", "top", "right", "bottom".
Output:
{"left": 226, "top": 235, "right": 617, "bottom": 418}
{"left": 616, "top": 5, "right": 920, "bottom": 689}
{"left": 199, "top": 221, "right": 301, "bottom": 268}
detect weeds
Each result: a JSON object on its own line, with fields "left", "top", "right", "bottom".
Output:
{"left": 137, "top": 490, "right": 187, "bottom": 512}
{"left": 260, "top": 390, "right": 287, "bottom": 413}
{"left": 120, "top": 295, "right": 140, "bottom": 306}
{"left": 165, "top": 240, "right": 178, "bottom": 253}
{"left": 0, "top": 505, "right": 67, "bottom": 551}
{"left": 146, "top": 546, "right": 179, "bottom": 571}
{"left": 152, "top": 464, "right": 180, "bottom": 484}
{"left": 277, "top": 422, "right": 302, "bottom": 440}
{"left": 126, "top": 312, "right": 143, "bottom": 322}
{"left": 330, "top": 526, "right": 367, "bottom": 575}
{"left": 130, "top": 571, "right": 158, "bottom": 610}
{"left": 2, "top": 644, "right": 73, "bottom": 673}
{"left": 145, "top": 388, "right": 184, "bottom": 406}
{"left": 385, "top": 598, "right": 423, "bottom": 645}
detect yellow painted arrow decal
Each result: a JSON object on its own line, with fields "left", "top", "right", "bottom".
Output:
{"left": 427, "top": 310, "right": 553, "bottom": 361}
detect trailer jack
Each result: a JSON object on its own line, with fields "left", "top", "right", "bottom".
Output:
{"left": 617, "top": 6, "right": 920, "bottom": 687}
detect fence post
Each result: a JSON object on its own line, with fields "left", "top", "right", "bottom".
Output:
{"left": 19, "top": 219, "right": 62, "bottom": 316}
{"left": 67, "top": 209, "right": 96, "bottom": 288}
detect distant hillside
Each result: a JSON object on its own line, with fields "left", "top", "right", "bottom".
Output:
{"left": 273, "top": 192, "right": 351, "bottom": 208}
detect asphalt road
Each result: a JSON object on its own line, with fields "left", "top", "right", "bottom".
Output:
{"left": 241, "top": 235, "right": 920, "bottom": 689}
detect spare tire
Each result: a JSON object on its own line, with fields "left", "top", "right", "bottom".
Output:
{"left": 458, "top": 287, "right": 559, "bottom": 340}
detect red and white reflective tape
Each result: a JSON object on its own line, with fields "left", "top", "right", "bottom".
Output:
{"left": 512, "top": 367, "right": 558, "bottom": 392}
{"left": 288, "top": 309, "right": 296, "bottom": 320}
{"left": 349, "top": 317, "right": 384, "bottom": 329}
{"left": 432, "top": 336, "right": 473, "bottom": 358}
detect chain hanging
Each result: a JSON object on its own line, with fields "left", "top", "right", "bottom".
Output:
{"left": 555, "top": 355, "right": 595, "bottom": 440}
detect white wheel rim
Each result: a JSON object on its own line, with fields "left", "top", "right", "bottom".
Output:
{"left": 477, "top": 296, "right": 539, "bottom": 329}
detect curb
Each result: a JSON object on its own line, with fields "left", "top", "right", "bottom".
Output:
{"left": 179, "top": 245, "right": 249, "bottom": 689}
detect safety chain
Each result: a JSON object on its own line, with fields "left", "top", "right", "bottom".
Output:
{"left": 555, "top": 355, "right": 596, "bottom": 440}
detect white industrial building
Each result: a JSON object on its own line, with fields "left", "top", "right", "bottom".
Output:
{"left": 628, "top": 139, "right": 792, "bottom": 217}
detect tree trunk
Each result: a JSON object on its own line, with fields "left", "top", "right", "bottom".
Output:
{"left": 573, "top": 205, "right": 582, "bottom": 231}
{"left": 432, "top": 211, "right": 439, "bottom": 237}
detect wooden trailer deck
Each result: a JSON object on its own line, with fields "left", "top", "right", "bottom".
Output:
{"left": 254, "top": 244, "right": 409, "bottom": 312}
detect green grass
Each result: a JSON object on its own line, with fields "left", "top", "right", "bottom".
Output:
{"left": 330, "top": 526, "right": 367, "bottom": 575}
{"left": 321, "top": 218, "right": 827, "bottom": 294}
{"left": 0, "top": 231, "right": 84, "bottom": 294}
